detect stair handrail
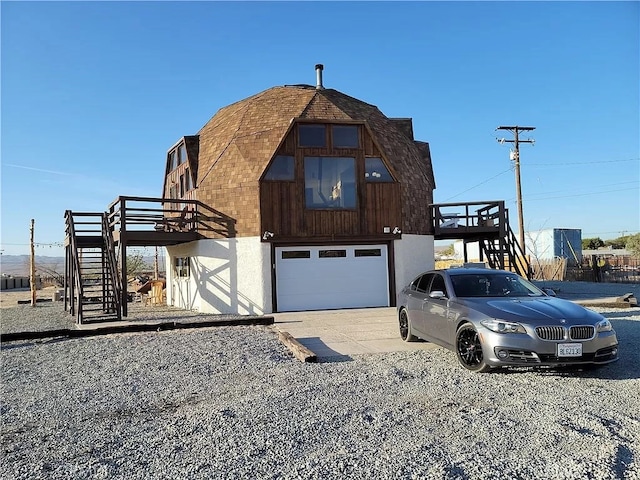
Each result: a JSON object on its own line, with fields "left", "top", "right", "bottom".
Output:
{"left": 504, "top": 223, "right": 531, "bottom": 279}
{"left": 102, "top": 212, "right": 122, "bottom": 319}
{"left": 64, "top": 210, "right": 85, "bottom": 322}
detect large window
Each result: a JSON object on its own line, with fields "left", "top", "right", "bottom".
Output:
{"left": 365, "top": 157, "right": 393, "bottom": 182}
{"left": 304, "top": 157, "right": 356, "bottom": 209}
{"left": 264, "top": 155, "right": 295, "bottom": 181}
{"left": 299, "top": 125, "right": 326, "bottom": 147}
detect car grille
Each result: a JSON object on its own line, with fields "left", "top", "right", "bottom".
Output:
{"left": 536, "top": 326, "right": 565, "bottom": 341}
{"left": 535, "top": 325, "right": 595, "bottom": 341}
{"left": 570, "top": 326, "right": 595, "bottom": 340}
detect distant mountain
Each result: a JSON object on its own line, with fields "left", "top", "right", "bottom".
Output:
{"left": 1, "top": 255, "right": 65, "bottom": 276}
{"left": 1, "top": 255, "right": 162, "bottom": 276}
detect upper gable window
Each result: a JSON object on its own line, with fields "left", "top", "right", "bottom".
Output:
{"left": 304, "top": 156, "right": 356, "bottom": 209}
{"left": 264, "top": 155, "right": 295, "bottom": 181}
{"left": 332, "top": 125, "right": 359, "bottom": 148}
{"left": 299, "top": 125, "right": 326, "bottom": 147}
{"left": 178, "top": 144, "right": 187, "bottom": 166}
{"left": 364, "top": 157, "right": 394, "bottom": 182}
{"left": 169, "top": 150, "right": 178, "bottom": 171}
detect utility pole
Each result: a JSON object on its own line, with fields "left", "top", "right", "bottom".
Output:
{"left": 496, "top": 125, "right": 536, "bottom": 256}
{"left": 30, "top": 219, "right": 37, "bottom": 307}
{"left": 154, "top": 247, "right": 159, "bottom": 280}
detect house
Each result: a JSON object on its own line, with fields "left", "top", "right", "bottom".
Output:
{"left": 162, "top": 65, "right": 436, "bottom": 314}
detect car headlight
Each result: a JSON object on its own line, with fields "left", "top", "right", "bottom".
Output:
{"left": 596, "top": 319, "right": 612, "bottom": 332}
{"left": 480, "top": 319, "right": 526, "bottom": 334}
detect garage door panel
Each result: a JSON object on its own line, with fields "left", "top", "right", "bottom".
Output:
{"left": 275, "top": 245, "right": 389, "bottom": 312}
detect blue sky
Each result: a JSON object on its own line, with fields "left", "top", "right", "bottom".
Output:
{"left": 1, "top": 1, "right": 638, "bottom": 257}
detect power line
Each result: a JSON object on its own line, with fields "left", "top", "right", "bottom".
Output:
{"left": 528, "top": 157, "right": 639, "bottom": 166}
{"left": 442, "top": 168, "right": 513, "bottom": 201}
{"left": 515, "top": 186, "right": 638, "bottom": 202}
{"left": 523, "top": 181, "right": 638, "bottom": 199}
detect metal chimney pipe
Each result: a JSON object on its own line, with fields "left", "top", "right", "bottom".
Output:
{"left": 315, "top": 64, "right": 324, "bottom": 90}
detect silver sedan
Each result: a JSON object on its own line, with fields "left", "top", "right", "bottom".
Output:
{"left": 397, "top": 268, "right": 619, "bottom": 372}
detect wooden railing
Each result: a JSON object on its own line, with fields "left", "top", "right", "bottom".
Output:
{"left": 431, "top": 201, "right": 507, "bottom": 235}
{"left": 106, "top": 196, "right": 236, "bottom": 238}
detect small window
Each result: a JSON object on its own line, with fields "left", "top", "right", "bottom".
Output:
{"left": 282, "top": 251, "right": 311, "bottom": 259}
{"left": 264, "top": 155, "right": 295, "bottom": 181}
{"left": 299, "top": 125, "right": 326, "bottom": 147}
{"left": 179, "top": 174, "right": 185, "bottom": 197}
{"left": 332, "top": 125, "right": 359, "bottom": 148}
{"left": 185, "top": 168, "right": 192, "bottom": 191}
{"left": 175, "top": 257, "right": 190, "bottom": 277}
{"left": 319, "top": 249, "right": 346, "bottom": 258}
{"left": 364, "top": 157, "right": 393, "bottom": 182}
{"left": 413, "top": 274, "right": 433, "bottom": 293}
{"left": 178, "top": 144, "right": 187, "bottom": 165}
{"left": 430, "top": 274, "right": 447, "bottom": 296}
{"left": 355, "top": 249, "right": 381, "bottom": 257}
{"left": 169, "top": 151, "right": 178, "bottom": 171}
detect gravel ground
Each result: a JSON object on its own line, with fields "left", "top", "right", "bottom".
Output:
{"left": 1, "top": 284, "right": 639, "bottom": 479}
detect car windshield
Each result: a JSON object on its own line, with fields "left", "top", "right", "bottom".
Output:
{"left": 450, "top": 273, "right": 544, "bottom": 298}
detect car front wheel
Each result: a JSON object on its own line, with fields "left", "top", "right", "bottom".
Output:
{"left": 399, "top": 308, "right": 417, "bottom": 342}
{"left": 456, "top": 323, "right": 491, "bottom": 372}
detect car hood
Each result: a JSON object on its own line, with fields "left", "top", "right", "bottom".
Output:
{"left": 461, "top": 297, "right": 597, "bottom": 323}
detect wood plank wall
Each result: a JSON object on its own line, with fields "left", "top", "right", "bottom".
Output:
{"left": 260, "top": 125, "right": 402, "bottom": 240}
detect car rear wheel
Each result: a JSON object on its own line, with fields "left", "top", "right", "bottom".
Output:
{"left": 399, "top": 308, "right": 417, "bottom": 342}
{"left": 456, "top": 323, "right": 491, "bottom": 372}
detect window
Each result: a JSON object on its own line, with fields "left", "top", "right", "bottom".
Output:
{"left": 169, "top": 150, "right": 178, "bottom": 171}
{"left": 282, "top": 251, "right": 311, "bottom": 259}
{"left": 185, "top": 168, "right": 192, "bottom": 191}
{"left": 355, "top": 249, "right": 381, "bottom": 257}
{"left": 430, "top": 274, "right": 448, "bottom": 296}
{"left": 304, "top": 156, "right": 356, "bottom": 209}
{"left": 174, "top": 257, "right": 190, "bottom": 277}
{"left": 319, "top": 249, "right": 346, "bottom": 258}
{"left": 178, "top": 144, "right": 187, "bottom": 165}
{"left": 365, "top": 157, "right": 393, "bottom": 182}
{"left": 332, "top": 125, "right": 359, "bottom": 148}
{"left": 264, "top": 155, "right": 295, "bottom": 181}
{"left": 412, "top": 274, "right": 433, "bottom": 293}
{"left": 299, "top": 125, "right": 326, "bottom": 147}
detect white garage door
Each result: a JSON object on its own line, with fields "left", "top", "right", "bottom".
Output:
{"left": 275, "top": 245, "right": 389, "bottom": 312}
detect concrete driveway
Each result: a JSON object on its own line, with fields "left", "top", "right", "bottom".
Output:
{"left": 273, "top": 307, "right": 438, "bottom": 360}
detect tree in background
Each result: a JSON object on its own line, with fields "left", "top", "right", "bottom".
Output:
{"left": 582, "top": 237, "right": 604, "bottom": 250}
{"left": 605, "top": 236, "right": 629, "bottom": 250}
{"left": 126, "top": 253, "right": 151, "bottom": 276}
{"left": 441, "top": 243, "right": 455, "bottom": 257}
{"left": 626, "top": 234, "right": 640, "bottom": 258}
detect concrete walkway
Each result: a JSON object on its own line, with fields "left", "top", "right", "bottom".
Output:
{"left": 273, "top": 307, "right": 438, "bottom": 361}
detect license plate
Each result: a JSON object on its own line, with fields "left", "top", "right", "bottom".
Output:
{"left": 557, "top": 343, "right": 582, "bottom": 357}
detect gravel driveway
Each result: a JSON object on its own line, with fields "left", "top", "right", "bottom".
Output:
{"left": 1, "top": 289, "right": 639, "bottom": 479}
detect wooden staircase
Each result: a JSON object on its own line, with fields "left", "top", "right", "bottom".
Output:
{"left": 431, "top": 201, "right": 531, "bottom": 279}
{"left": 479, "top": 222, "right": 530, "bottom": 278}
{"left": 64, "top": 211, "right": 122, "bottom": 324}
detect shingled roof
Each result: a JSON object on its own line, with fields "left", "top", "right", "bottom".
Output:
{"left": 193, "top": 85, "right": 435, "bottom": 236}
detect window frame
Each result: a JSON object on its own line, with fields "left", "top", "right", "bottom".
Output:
{"left": 298, "top": 124, "right": 327, "bottom": 148}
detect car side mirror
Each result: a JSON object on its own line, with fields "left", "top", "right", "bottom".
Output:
{"left": 429, "top": 290, "right": 447, "bottom": 299}
{"left": 543, "top": 288, "right": 557, "bottom": 297}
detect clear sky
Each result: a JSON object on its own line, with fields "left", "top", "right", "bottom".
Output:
{"left": 1, "top": 1, "right": 639, "bottom": 257}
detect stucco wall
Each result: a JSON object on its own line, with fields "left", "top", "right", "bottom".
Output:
{"left": 393, "top": 234, "right": 435, "bottom": 293}
{"left": 165, "top": 237, "right": 272, "bottom": 315}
